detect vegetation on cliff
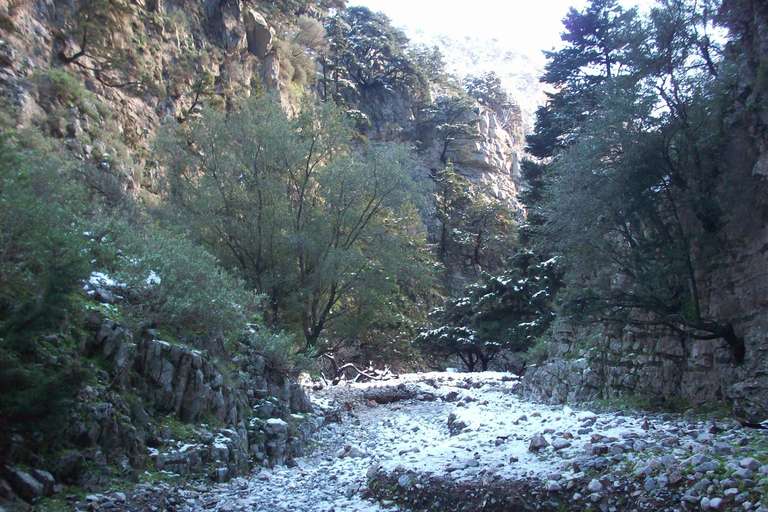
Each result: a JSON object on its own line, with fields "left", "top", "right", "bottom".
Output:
{"left": 521, "top": 0, "right": 767, "bottom": 364}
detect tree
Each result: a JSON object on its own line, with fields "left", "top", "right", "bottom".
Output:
{"left": 526, "top": 0, "right": 640, "bottom": 160}
{"left": 321, "top": 7, "right": 427, "bottom": 102}
{"left": 160, "top": 95, "right": 429, "bottom": 357}
{"left": 0, "top": 130, "right": 89, "bottom": 339}
{"left": 464, "top": 72, "right": 523, "bottom": 134}
{"left": 409, "top": 44, "right": 448, "bottom": 84}
{"left": 430, "top": 163, "right": 516, "bottom": 269}
{"left": 533, "top": 0, "right": 747, "bottom": 361}
{"left": 416, "top": 253, "right": 560, "bottom": 371}
{"left": 417, "top": 95, "right": 481, "bottom": 164}
{"left": 0, "top": 131, "right": 89, "bottom": 464}
{"left": 58, "top": 0, "right": 144, "bottom": 88}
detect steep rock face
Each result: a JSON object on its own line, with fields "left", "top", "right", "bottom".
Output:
{"left": 449, "top": 106, "right": 523, "bottom": 207}
{"left": 39, "top": 317, "right": 322, "bottom": 492}
{"left": 0, "top": 0, "right": 282, "bottom": 192}
{"left": 522, "top": 317, "right": 767, "bottom": 421}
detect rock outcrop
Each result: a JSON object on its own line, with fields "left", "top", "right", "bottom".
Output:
{"left": 449, "top": 105, "right": 523, "bottom": 206}
{"left": 244, "top": 8, "right": 274, "bottom": 58}
{"left": 0, "top": 315, "right": 323, "bottom": 501}
{"left": 521, "top": 319, "right": 768, "bottom": 422}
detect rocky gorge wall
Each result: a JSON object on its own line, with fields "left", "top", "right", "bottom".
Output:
{"left": 521, "top": 310, "right": 768, "bottom": 423}
{"left": 2, "top": 309, "right": 323, "bottom": 502}
{"left": 522, "top": 1, "right": 768, "bottom": 424}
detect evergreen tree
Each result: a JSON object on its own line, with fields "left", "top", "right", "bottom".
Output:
{"left": 416, "top": 253, "right": 560, "bottom": 371}
{"left": 528, "top": 0, "right": 748, "bottom": 361}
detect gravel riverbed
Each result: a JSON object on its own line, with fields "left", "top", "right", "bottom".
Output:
{"left": 73, "top": 372, "right": 768, "bottom": 512}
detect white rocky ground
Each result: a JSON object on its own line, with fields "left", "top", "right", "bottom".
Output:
{"left": 80, "top": 372, "right": 768, "bottom": 512}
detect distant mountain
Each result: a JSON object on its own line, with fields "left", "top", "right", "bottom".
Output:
{"left": 408, "top": 31, "right": 551, "bottom": 133}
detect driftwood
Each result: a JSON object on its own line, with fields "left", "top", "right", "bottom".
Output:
{"left": 322, "top": 353, "right": 396, "bottom": 384}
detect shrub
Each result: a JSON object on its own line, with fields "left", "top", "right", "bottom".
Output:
{"left": 525, "top": 337, "right": 550, "bottom": 365}
{"left": 0, "top": 130, "right": 89, "bottom": 341}
{"left": 93, "top": 220, "right": 260, "bottom": 341}
{"left": 244, "top": 327, "right": 313, "bottom": 376}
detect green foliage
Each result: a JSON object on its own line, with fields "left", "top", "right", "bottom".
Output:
{"left": 244, "top": 328, "right": 314, "bottom": 376}
{"left": 431, "top": 163, "right": 517, "bottom": 270}
{"left": 0, "top": 131, "right": 90, "bottom": 463}
{"left": 0, "top": 11, "right": 16, "bottom": 33}
{"left": 464, "top": 72, "right": 523, "bottom": 134}
{"left": 416, "top": 252, "right": 560, "bottom": 371}
{"left": 525, "top": 336, "right": 550, "bottom": 365}
{"left": 0, "top": 130, "right": 89, "bottom": 340}
{"left": 275, "top": 14, "right": 328, "bottom": 88}
{"left": 90, "top": 218, "right": 260, "bottom": 341}
{"left": 38, "top": 68, "right": 102, "bottom": 119}
{"left": 0, "top": 350, "right": 87, "bottom": 463}
{"left": 525, "top": 0, "right": 748, "bottom": 360}
{"left": 409, "top": 44, "right": 448, "bottom": 84}
{"left": 320, "top": 7, "right": 428, "bottom": 103}
{"left": 160, "top": 95, "right": 430, "bottom": 357}
{"left": 417, "top": 95, "right": 481, "bottom": 163}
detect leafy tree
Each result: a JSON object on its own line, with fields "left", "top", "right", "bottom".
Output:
{"left": 409, "top": 44, "right": 448, "bottom": 84}
{"left": 430, "top": 163, "right": 516, "bottom": 269}
{"left": 160, "top": 95, "right": 429, "bottom": 357}
{"left": 321, "top": 7, "right": 427, "bottom": 102}
{"left": 531, "top": 0, "right": 748, "bottom": 361}
{"left": 416, "top": 253, "right": 560, "bottom": 371}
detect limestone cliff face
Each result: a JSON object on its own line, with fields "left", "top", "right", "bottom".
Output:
{"left": 0, "top": 0, "right": 285, "bottom": 193}
{"left": 449, "top": 106, "right": 524, "bottom": 208}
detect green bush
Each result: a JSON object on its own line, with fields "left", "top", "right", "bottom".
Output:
{"left": 0, "top": 130, "right": 89, "bottom": 342}
{"left": 525, "top": 337, "right": 550, "bottom": 365}
{"left": 93, "top": 220, "right": 260, "bottom": 341}
{"left": 0, "top": 130, "right": 90, "bottom": 463}
{"left": 41, "top": 68, "right": 100, "bottom": 118}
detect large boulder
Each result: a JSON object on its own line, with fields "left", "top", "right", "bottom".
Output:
{"left": 245, "top": 9, "right": 274, "bottom": 58}
{"left": 2, "top": 467, "right": 44, "bottom": 502}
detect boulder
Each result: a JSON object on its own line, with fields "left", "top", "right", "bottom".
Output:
{"left": 3, "top": 467, "right": 44, "bottom": 502}
{"left": 244, "top": 9, "right": 273, "bottom": 57}
{"left": 29, "top": 469, "right": 55, "bottom": 496}
{"left": 528, "top": 433, "right": 549, "bottom": 452}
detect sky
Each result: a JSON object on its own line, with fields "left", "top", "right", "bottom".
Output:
{"left": 347, "top": 0, "right": 654, "bottom": 62}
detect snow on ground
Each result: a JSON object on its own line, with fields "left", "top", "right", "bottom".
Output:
{"left": 188, "top": 371, "right": 642, "bottom": 511}
{"left": 111, "top": 371, "right": 768, "bottom": 512}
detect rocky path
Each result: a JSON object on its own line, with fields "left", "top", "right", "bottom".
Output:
{"left": 85, "top": 372, "right": 768, "bottom": 512}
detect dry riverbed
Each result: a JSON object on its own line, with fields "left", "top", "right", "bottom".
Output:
{"left": 64, "top": 372, "right": 768, "bottom": 512}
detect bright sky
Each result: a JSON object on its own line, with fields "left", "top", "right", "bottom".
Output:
{"left": 348, "top": 0, "right": 655, "bottom": 62}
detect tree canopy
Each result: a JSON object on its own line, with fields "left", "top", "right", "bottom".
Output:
{"left": 523, "top": 0, "right": 750, "bottom": 361}
{"left": 160, "top": 95, "right": 430, "bottom": 356}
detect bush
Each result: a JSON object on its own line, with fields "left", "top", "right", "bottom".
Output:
{"left": 0, "top": 350, "right": 87, "bottom": 464}
{"left": 525, "top": 337, "right": 550, "bottom": 365}
{"left": 92, "top": 220, "right": 260, "bottom": 341}
{"left": 40, "top": 69, "right": 101, "bottom": 119}
{"left": 0, "top": 131, "right": 90, "bottom": 463}
{"left": 0, "top": 130, "right": 89, "bottom": 341}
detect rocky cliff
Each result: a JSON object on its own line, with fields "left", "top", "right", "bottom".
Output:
{"left": 521, "top": 0, "right": 768, "bottom": 424}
